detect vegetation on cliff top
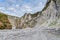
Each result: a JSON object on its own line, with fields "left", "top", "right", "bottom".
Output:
{"left": 0, "top": 12, "right": 12, "bottom": 29}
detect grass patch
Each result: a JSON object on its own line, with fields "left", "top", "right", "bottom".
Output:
{"left": 49, "top": 20, "right": 57, "bottom": 26}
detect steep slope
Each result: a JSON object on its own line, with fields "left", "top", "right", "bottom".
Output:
{"left": 0, "top": 12, "right": 12, "bottom": 29}
{"left": 19, "top": 13, "right": 40, "bottom": 28}
{"left": 8, "top": 13, "right": 40, "bottom": 29}
{"left": 35, "top": 0, "right": 60, "bottom": 28}
{"left": 7, "top": 0, "right": 60, "bottom": 29}
{"left": 0, "top": 0, "right": 60, "bottom": 40}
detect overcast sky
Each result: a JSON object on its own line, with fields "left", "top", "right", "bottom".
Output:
{"left": 0, "top": 0, "right": 47, "bottom": 17}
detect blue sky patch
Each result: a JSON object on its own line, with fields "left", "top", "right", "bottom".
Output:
{"left": 0, "top": 0, "right": 47, "bottom": 17}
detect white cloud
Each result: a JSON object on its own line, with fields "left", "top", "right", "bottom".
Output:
{"left": 21, "top": 5, "right": 32, "bottom": 13}
{"left": 16, "top": 5, "right": 20, "bottom": 8}
{"left": 0, "top": 7, "right": 5, "bottom": 10}
{"left": 8, "top": 7, "right": 16, "bottom": 11}
{"left": 0, "top": 0, "right": 47, "bottom": 17}
{"left": 31, "top": 2, "right": 44, "bottom": 13}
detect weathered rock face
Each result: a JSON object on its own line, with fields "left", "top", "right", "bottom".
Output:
{"left": 8, "top": 16, "right": 18, "bottom": 29}
{"left": 35, "top": 0, "right": 60, "bottom": 28}
{"left": 36, "top": 0, "right": 57, "bottom": 24}
{"left": 8, "top": 0, "right": 60, "bottom": 29}
{"left": 0, "top": 0, "right": 60, "bottom": 40}
{"left": 43, "top": 0, "right": 57, "bottom": 19}
{"left": 8, "top": 12, "right": 40, "bottom": 29}
{"left": 15, "top": 13, "right": 40, "bottom": 29}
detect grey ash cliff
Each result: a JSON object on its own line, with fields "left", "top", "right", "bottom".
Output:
{"left": 8, "top": 0, "right": 60, "bottom": 29}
